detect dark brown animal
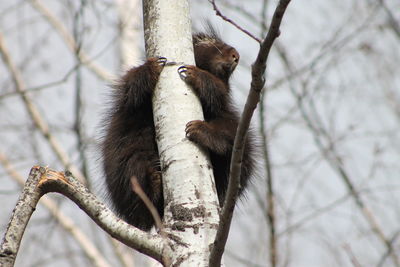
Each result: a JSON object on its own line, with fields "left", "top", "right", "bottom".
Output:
{"left": 102, "top": 30, "right": 255, "bottom": 231}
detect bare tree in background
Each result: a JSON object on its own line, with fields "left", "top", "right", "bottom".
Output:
{"left": 1, "top": 0, "right": 399, "bottom": 266}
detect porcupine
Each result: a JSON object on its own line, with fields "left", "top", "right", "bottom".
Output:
{"left": 101, "top": 29, "right": 255, "bottom": 231}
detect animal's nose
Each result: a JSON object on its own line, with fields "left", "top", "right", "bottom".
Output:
{"left": 232, "top": 50, "right": 240, "bottom": 64}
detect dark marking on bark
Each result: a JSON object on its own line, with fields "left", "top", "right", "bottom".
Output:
{"left": 192, "top": 205, "right": 205, "bottom": 218}
{"left": 172, "top": 255, "right": 186, "bottom": 267}
{"left": 167, "top": 233, "right": 188, "bottom": 248}
{"left": 193, "top": 224, "right": 199, "bottom": 234}
{"left": 162, "top": 159, "right": 177, "bottom": 173}
{"left": 171, "top": 204, "right": 193, "bottom": 221}
{"left": 210, "top": 223, "right": 219, "bottom": 230}
{"left": 171, "top": 222, "right": 186, "bottom": 232}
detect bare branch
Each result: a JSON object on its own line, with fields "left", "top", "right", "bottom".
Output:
{"left": 209, "top": 1, "right": 292, "bottom": 266}
{"left": 275, "top": 41, "right": 400, "bottom": 267}
{"left": 0, "top": 166, "right": 166, "bottom": 266}
{"left": 0, "top": 152, "right": 112, "bottom": 267}
{"left": 29, "top": 0, "right": 114, "bottom": 82}
{"left": 0, "top": 31, "right": 87, "bottom": 185}
{"left": 0, "top": 167, "right": 44, "bottom": 267}
{"left": 378, "top": 0, "right": 400, "bottom": 39}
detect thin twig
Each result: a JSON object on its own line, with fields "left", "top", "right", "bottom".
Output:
{"left": 0, "top": 64, "right": 80, "bottom": 100}
{"left": 377, "top": 231, "right": 400, "bottom": 267}
{"left": 259, "top": 0, "right": 278, "bottom": 266}
{"left": 130, "top": 177, "right": 164, "bottom": 233}
{"left": 209, "top": 1, "right": 292, "bottom": 266}
{"left": 131, "top": 177, "right": 171, "bottom": 266}
{"left": 278, "top": 193, "right": 351, "bottom": 236}
{"left": 72, "top": 1, "right": 90, "bottom": 186}
{"left": 342, "top": 243, "right": 362, "bottom": 267}
{"left": 209, "top": 0, "right": 262, "bottom": 43}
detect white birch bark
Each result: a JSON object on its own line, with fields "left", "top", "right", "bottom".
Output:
{"left": 143, "top": 1, "right": 220, "bottom": 265}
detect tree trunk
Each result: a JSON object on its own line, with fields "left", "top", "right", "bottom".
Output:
{"left": 143, "top": 0, "right": 220, "bottom": 265}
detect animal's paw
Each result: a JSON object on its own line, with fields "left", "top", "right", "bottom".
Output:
{"left": 148, "top": 57, "right": 167, "bottom": 72}
{"left": 185, "top": 120, "right": 208, "bottom": 143}
{"left": 178, "top": 65, "right": 196, "bottom": 80}
{"left": 156, "top": 57, "right": 167, "bottom": 66}
{"left": 148, "top": 57, "right": 167, "bottom": 64}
